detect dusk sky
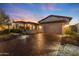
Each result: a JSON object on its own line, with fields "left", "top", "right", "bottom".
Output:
{"left": 0, "top": 3, "right": 79, "bottom": 25}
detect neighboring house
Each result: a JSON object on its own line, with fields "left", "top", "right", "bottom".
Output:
{"left": 75, "top": 23, "right": 79, "bottom": 33}
{"left": 70, "top": 25, "right": 77, "bottom": 32}
{"left": 39, "top": 15, "right": 72, "bottom": 34}
{"left": 70, "top": 23, "right": 79, "bottom": 33}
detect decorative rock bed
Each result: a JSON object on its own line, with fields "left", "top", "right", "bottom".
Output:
{"left": 45, "top": 44, "right": 79, "bottom": 56}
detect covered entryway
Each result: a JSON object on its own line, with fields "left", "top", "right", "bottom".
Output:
{"left": 11, "top": 21, "right": 42, "bottom": 33}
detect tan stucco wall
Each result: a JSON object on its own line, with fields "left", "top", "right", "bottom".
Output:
{"left": 41, "top": 23, "right": 64, "bottom": 34}
{"left": 0, "top": 25, "right": 8, "bottom": 31}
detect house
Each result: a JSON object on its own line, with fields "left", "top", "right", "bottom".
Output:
{"left": 39, "top": 15, "right": 72, "bottom": 34}
{"left": 0, "top": 14, "right": 72, "bottom": 34}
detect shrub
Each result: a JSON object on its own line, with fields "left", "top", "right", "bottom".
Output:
{"left": 65, "top": 30, "right": 76, "bottom": 35}
{"left": 2, "top": 29, "right": 22, "bottom": 33}
{"left": 64, "top": 26, "right": 76, "bottom": 35}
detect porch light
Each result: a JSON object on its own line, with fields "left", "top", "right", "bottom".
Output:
{"left": 39, "top": 26, "right": 42, "bottom": 29}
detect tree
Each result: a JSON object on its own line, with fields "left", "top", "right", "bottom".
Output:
{"left": 0, "top": 8, "right": 10, "bottom": 25}
{"left": 0, "top": 8, "right": 11, "bottom": 31}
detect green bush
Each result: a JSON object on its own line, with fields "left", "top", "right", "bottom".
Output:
{"left": 3, "top": 29, "right": 22, "bottom": 33}
{"left": 64, "top": 27, "right": 76, "bottom": 35}
{"left": 65, "top": 30, "right": 76, "bottom": 35}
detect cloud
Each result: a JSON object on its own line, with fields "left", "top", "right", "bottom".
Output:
{"left": 6, "top": 4, "right": 41, "bottom": 23}
{"left": 5, "top": 3, "right": 62, "bottom": 23}
{"left": 41, "top": 3, "right": 61, "bottom": 11}
{"left": 69, "top": 18, "right": 79, "bottom": 25}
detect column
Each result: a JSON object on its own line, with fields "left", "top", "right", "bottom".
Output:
{"left": 32, "top": 25, "right": 33, "bottom": 30}
{"left": 24, "top": 23, "right": 26, "bottom": 30}
{"left": 25, "top": 24, "right": 27, "bottom": 30}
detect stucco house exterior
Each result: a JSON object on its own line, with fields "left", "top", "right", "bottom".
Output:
{"left": 0, "top": 14, "right": 72, "bottom": 35}
{"left": 39, "top": 15, "right": 72, "bottom": 34}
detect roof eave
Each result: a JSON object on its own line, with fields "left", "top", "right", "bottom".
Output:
{"left": 39, "top": 15, "right": 72, "bottom": 23}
